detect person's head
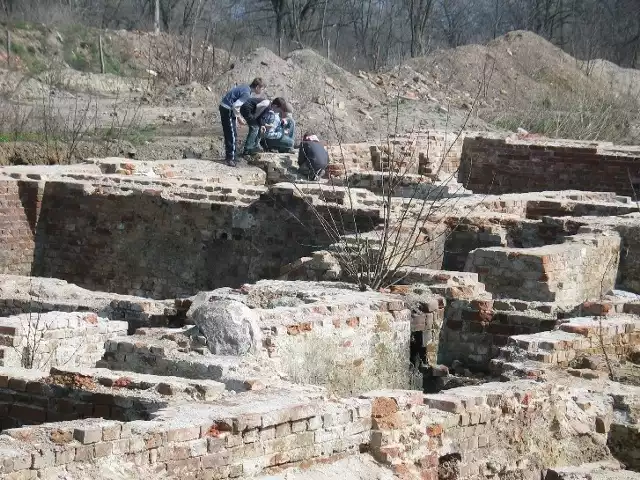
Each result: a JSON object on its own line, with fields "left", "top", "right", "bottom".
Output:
{"left": 303, "top": 132, "right": 320, "bottom": 142}
{"left": 250, "top": 77, "right": 265, "bottom": 94}
{"left": 271, "top": 97, "right": 291, "bottom": 116}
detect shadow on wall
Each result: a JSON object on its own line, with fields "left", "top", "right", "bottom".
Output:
{"left": 27, "top": 181, "right": 379, "bottom": 299}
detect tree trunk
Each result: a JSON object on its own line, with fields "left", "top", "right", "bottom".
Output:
{"left": 276, "top": 16, "right": 283, "bottom": 56}
{"left": 187, "top": 0, "right": 204, "bottom": 83}
{"left": 154, "top": 0, "right": 160, "bottom": 34}
{"left": 6, "top": 29, "right": 10, "bottom": 69}
{"left": 99, "top": 35, "right": 105, "bottom": 74}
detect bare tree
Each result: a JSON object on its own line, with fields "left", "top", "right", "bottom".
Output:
{"left": 403, "top": 0, "right": 435, "bottom": 57}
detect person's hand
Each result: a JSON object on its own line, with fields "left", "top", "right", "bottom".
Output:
{"left": 260, "top": 126, "right": 266, "bottom": 134}
{"left": 237, "top": 117, "right": 246, "bottom": 126}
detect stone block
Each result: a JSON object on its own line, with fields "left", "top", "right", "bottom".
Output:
{"left": 75, "top": 445, "right": 95, "bottom": 462}
{"left": 201, "top": 451, "right": 231, "bottom": 469}
{"left": 94, "top": 441, "right": 113, "bottom": 458}
{"left": 275, "top": 422, "right": 291, "bottom": 438}
{"left": 307, "top": 416, "right": 322, "bottom": 431}
{"left": 166, "top": 426, "right": 201, "bottom": 443}
{"left": 73, "top": 426, "right": 102, "bottom": 444}
{"left": 54, "top": 447, "right": 75, "bottom": 466}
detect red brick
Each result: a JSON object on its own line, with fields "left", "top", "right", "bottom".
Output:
{"left": 372, "top": 397, "right": 398, "bottom": 418}
{"left": 426, "top": 423, "right": 443, "bottom": 436}
{"left": 346, "top": 317, "right": 360, "bottom": 328}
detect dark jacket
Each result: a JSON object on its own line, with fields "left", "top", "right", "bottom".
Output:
{"left": 298, "top": 141, "right": 329, "bottom": 172}
{"left": 240, "top": 97, "right": 269, "bottom": 125}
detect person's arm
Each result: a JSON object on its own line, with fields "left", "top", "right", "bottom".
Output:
{"left": 234, "top": 98, "right": 249, "bottom": 125}
{"left": 232, "top": 99, "right": 244, "bottom": 116}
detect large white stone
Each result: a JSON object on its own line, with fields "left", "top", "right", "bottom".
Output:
{"left": 190, "top": 299, "right": 261, "bottom": 356}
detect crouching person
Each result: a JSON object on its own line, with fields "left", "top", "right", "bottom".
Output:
{"left": 298, "top": 133, "right": 329, "bottom": 181}
{"left": 262, "top": 98, "right": 296, "bottom": 153}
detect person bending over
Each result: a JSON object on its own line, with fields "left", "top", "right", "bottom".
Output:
{"left": 239, "top": 97, "right": 271, "bottom": 158}
{"left": 298, "top": 132, "right": 329, "bottom": 181}
{"left": 218, "top": 78, "right": 265, "bottom": 167}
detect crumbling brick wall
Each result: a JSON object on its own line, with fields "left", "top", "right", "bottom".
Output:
{"left": 0, "top": 180, "right": 41, "bottom": 276}
{"left": 23, "top": 181, "right": 376, "bottom": 299}
{"left": 0, "top": 312, "right": 127, "bottom": 370}
{"left": 0, "top": 387, "right": 371, "bottom": 478}
{"left": 438, "top": 298, "right": 558, "bottom": 367}
{"left": 366, "top": 381, "right": 607, "bottom": 479}
{"left": 465, "top": 233, "right": 620, "bottom": 304}
{"left": 459, "top": 136, "right": 640, "bottom": 196}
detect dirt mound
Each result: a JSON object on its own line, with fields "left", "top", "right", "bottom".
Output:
{"left": 210, "top": 47, "right": 465, "bottom": 142}
{"left": 399, "top": 30, "right": 640, "bottom": 110}
{"left": 589, "top": 59, "right": 640, "bottom": 100}
{"left": 390, "top": 30, "right": 640, "bottom": 142}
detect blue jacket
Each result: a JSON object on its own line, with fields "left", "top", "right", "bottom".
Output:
{"left": 220, "top": 84, "right": 251, "bottom": 113}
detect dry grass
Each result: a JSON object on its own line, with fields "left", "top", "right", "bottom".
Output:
{"left": 491, "top": 86, "right": 640, "bottom": 144}
{"left": 278, "top": 330, "right": 421, "bottom": 396}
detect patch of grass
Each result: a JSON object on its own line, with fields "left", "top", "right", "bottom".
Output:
{"left": 10, "top": 21, "right": 37, "bottom": 31}
{"left": 96, "top": 125, "right": 156, "bottom": 146}
{"left": 0, "top": 132, "right": 49, "bottom": 143}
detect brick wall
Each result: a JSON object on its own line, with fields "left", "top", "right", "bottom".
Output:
{"left": 366, "top": 381, "right": 606, "bottom": 479}
{"left": 0, "top": 385, "right": 371, "bottom": 479}
{"left": 100, "top": 296, "right": 420, "bottom": 393}
{"left": 0, "top": 312, "right": 127, "bottom": 370}
{"left": 464, "top": 233, "right": 620, "bottom": 304}
{"left": 438, "top": 298, "right": 558, "bottom": 367}
{"left": 460, "top": 136, "right": 640, "bottom": 196}
{"left": 325, "top": 132, "right": 465, "bottom": 181}
{"left": 23, "top": 181, "right": 374, "bottom": 299}
{"left": 0, "top": 180, "right": 41, "bottom": 276}
{"left": 0, "top": 367, "right": 168, "bottom": 430}
{"left": 547, "top": 220, "right": 640, "bottom": 295}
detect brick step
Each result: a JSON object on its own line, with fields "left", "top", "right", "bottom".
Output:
{"left": 545, "top": 460, "right": 635, "bottom": 480}
{"left": 496, "top": 314, "right": 640, "bottom": 366}
{"left": 559, "top": 315, "right": 640, "bottom": 338}
{"left": 489, "top": 358, "right": 547, "bottom": 379}
{"left": 504, "top": 347, "right": 580, "bottom": 365}
{"left": 508, "top": 330, "right": 585, "bottom": 353}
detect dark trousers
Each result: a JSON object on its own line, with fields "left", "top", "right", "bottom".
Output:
{"left": 219, "top": 106, "right": 236, "bottom": 161}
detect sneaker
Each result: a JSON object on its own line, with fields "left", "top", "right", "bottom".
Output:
{"left": 226, "top": 159, "right": 237, "bottom": 167}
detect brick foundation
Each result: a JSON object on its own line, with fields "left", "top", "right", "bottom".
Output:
{"left": 464, "top": 233, "right": 620, "bottom": 304}
{"left": 0, "top": 180, "right": 41, "bottom": 276}
{"left": 460, "top": 136, "right": 640, "bottom": 196}
{"left": 0, "top": 179, "right": 379, "bottom": 299}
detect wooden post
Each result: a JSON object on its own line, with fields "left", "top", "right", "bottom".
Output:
{"left": 6, "top": 30, "right": 11, "bottom": 69}
{"left": 98, "top": 35, "right": 105, "bottom": 74}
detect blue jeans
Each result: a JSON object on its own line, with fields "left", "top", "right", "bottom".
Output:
{"left": 243, "top": 123, "right": 261, "bottom": 154}
{"left": 265, "top": 118, "right": 296, "bottom": 152}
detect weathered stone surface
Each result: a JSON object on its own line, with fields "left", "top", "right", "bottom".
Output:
{"left": 191, "top": 300, "right": 261, "bottom": 356}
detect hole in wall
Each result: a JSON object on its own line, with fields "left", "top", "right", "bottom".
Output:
{"left": 438, "top": 453, "right": 462, "bottom": 480}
